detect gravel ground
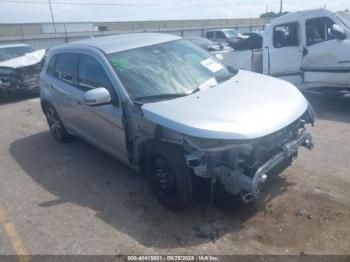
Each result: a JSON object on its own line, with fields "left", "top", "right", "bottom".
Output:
{"left": 0, "top": 93, "right": 349, "bottom": 255}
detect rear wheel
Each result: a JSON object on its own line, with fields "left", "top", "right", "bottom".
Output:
{"left": 43, "top": 105, "right": 71, "bottom": 142}
{"left": 146, "top": 142, "right": 193, "bottom": 210}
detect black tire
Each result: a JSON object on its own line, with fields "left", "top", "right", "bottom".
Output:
{"left": 146, "top": 142, "right": 193, "bottom": 210}
{"left": 43, "top": 104, "right": 71, "bottom": 143}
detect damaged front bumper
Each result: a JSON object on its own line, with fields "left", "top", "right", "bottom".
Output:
{"left": 184, "top": 108, "right": 315, "bottom": 203}
{"left": 237, "top": 131, "right": 313, "bottom": 202}
{"left": 0, "top": 63, "right": 41, "bottom": 96}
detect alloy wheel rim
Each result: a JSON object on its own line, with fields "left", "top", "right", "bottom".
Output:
{"left": 47, "top": 108, "right": 62, "bottom": 139}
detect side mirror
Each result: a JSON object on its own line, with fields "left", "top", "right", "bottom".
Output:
{"left": 84, "top": 87, "right": 111, "bottom": 106}
{"left": 330, "top": 24, "right": 346, "bottom": 40}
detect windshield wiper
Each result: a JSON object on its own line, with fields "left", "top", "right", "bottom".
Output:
{"left": 190, "top": 87, "right": 200, "bottom": 94}
{"left": 134, "top": 93, "right": 188, "bottom": 102}
{"left": 215, "top": 73, "right": 235, "bottom": 83}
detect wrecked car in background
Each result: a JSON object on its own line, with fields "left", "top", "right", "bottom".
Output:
{"left": 40, "top": 33, "right": 315, "bottom": 210}
{"left": 232, "top": 31, "right": 263, "bottom": 51}
{"left": 0, "top": 44, "right": 46, "bottom": 99}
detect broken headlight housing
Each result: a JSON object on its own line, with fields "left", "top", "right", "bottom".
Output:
{"left": 184, "top": 135, "right": 252, "bottom": 152}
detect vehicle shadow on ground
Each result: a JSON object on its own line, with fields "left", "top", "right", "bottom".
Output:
{"left": 0, "top": 91, "right": 39, "bottom": 105}
{"left": 9, "top": 131, "right": 295, "bottom": 249}
{"left": 305, "top": 93, "right": 350, "bottom": 123}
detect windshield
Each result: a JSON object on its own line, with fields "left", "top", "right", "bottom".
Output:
{"left": 224, "top": 30, "right": 241, "bottom": 38}
{"left": 0, "top": 46, "right": 34, "bottom": 62}
{"left": 336, "top": 12, "right": 350, "bottom": 30}
{"left": 108, "top": 39, "right": 234, "bottom": 102}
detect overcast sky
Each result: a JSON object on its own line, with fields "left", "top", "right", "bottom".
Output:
{"left": 0, "top": 0, "right": 349, "bottom": 23}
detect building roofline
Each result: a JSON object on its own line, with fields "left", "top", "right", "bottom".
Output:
{"left": 0, "top": 17, "right": 267, "bottom": 26}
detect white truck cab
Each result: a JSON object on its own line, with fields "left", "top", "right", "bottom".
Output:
{"left": 223, "top": 9, "right": 350, "bottom": 92}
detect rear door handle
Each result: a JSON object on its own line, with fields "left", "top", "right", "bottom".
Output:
{"left": 303, "top": 47, "right": 309, "bottom": 57}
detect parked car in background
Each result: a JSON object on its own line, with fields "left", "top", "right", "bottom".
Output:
{"left": 186, "top": 36, "right": 224, "bottom": 52}
{"left": 231, "top": 31, "right": 264, "bottom": 51}
{"left": 205, "top": 29, "right": 245, "bottom": 47}
{"left": 221, "top": 9, "right": 350, "bottom": 93}
{"left": 0, "top": 43, "right": 46, "bottom": 99}
{"left": 40, "top": 33, "right": 315, "bottom": 210}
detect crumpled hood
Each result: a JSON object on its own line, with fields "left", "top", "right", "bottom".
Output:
{"left": 0, "top": 49, "right": 46, "bottom": 69}
{"left": 142, "top": 70, "right": 309, "bottom": 140}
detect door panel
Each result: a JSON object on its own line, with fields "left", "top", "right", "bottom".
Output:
{"left": 269, "top": 22, "right": 303, "bottom": 86}
{"left": 51, "top": 53, "right": 80, "bottom": 132}
{"left": 79, "top": 103, "right": 129, "bottom": 163}
{"left": 303, "top": 39, "right": 350, "bottom": 85}
{"left": 48, "top": 52, "right": 129, "bottom": 164}
{"left": 302, "top": 16, "right": 350, "bottom": 87}
{"left": 75, "top": 54, "right": 129, "bottom": 163}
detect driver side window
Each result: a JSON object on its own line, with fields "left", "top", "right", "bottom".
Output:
{"left": 78, "top": 54, "right": 112, "bottom": 91}
{"left": 306, "top": 17, "right": 335, "bottom": 46}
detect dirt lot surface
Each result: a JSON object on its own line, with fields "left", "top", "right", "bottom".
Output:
{"left": 0, "top": 94, "right": 349, "bottom": 255}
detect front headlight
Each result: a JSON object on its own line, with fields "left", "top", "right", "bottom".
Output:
{"left": 0, "top": 67, "right": 15, "bottom": 75}
{"left": 0, "top": 67, "right": 15, "bottom": 86}
{"left": 184, "top": 135, "right": 252, "bottom": 152}
{"left": 0, "top": 76, "right": 12, "bottom": 86}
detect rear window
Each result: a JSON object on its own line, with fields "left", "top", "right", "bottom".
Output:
{"left": 54, "top": 53, "right": 78, "bottom": 85}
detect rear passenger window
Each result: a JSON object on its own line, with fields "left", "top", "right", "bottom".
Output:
{"left": 54, "top": 53, "right": 78, "bottom": 85}
{"left": 273, "top": 22, "right": 299, "bottom": 48}
{"left": 47, "top": 55, "right": 56, "bottom": 76}
{"left": 78, "top": 55, "right": 112, "bottom": 90}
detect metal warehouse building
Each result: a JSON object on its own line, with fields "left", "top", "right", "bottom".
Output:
{"left": 0, "top": 18, "right": 269, "bottom": 49}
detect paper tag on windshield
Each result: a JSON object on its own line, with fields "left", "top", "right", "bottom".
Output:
{"left": 200, "top": 58, "right": 223, "bottom": 73}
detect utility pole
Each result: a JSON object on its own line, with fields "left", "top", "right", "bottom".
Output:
{"left": 279, "top": 0, "right": 283, "bottom": 14}
{"left": 48, "top": 0, "right": 57, "bottom": 33}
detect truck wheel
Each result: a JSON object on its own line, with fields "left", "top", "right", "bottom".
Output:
{"left": 43, "top": 105, "right": 71, "bottom": 143}
{"left": 146, "top": 142, "right": 193, "bottom": 210}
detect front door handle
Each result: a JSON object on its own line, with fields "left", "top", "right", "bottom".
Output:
{"left": 303, "top": 47, "right": 309, "bottom": 57}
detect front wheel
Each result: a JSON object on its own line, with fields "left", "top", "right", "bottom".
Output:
{"left": 146, "top": 142, "right": 193, "bottom": 210}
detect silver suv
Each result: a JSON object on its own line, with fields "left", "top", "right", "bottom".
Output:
{"left": 40, "top": 33, "right": 315, "bottom": 210}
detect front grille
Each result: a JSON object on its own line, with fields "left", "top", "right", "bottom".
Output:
{"left": 220, "top": 114, "right": 305, "bottom": 177}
